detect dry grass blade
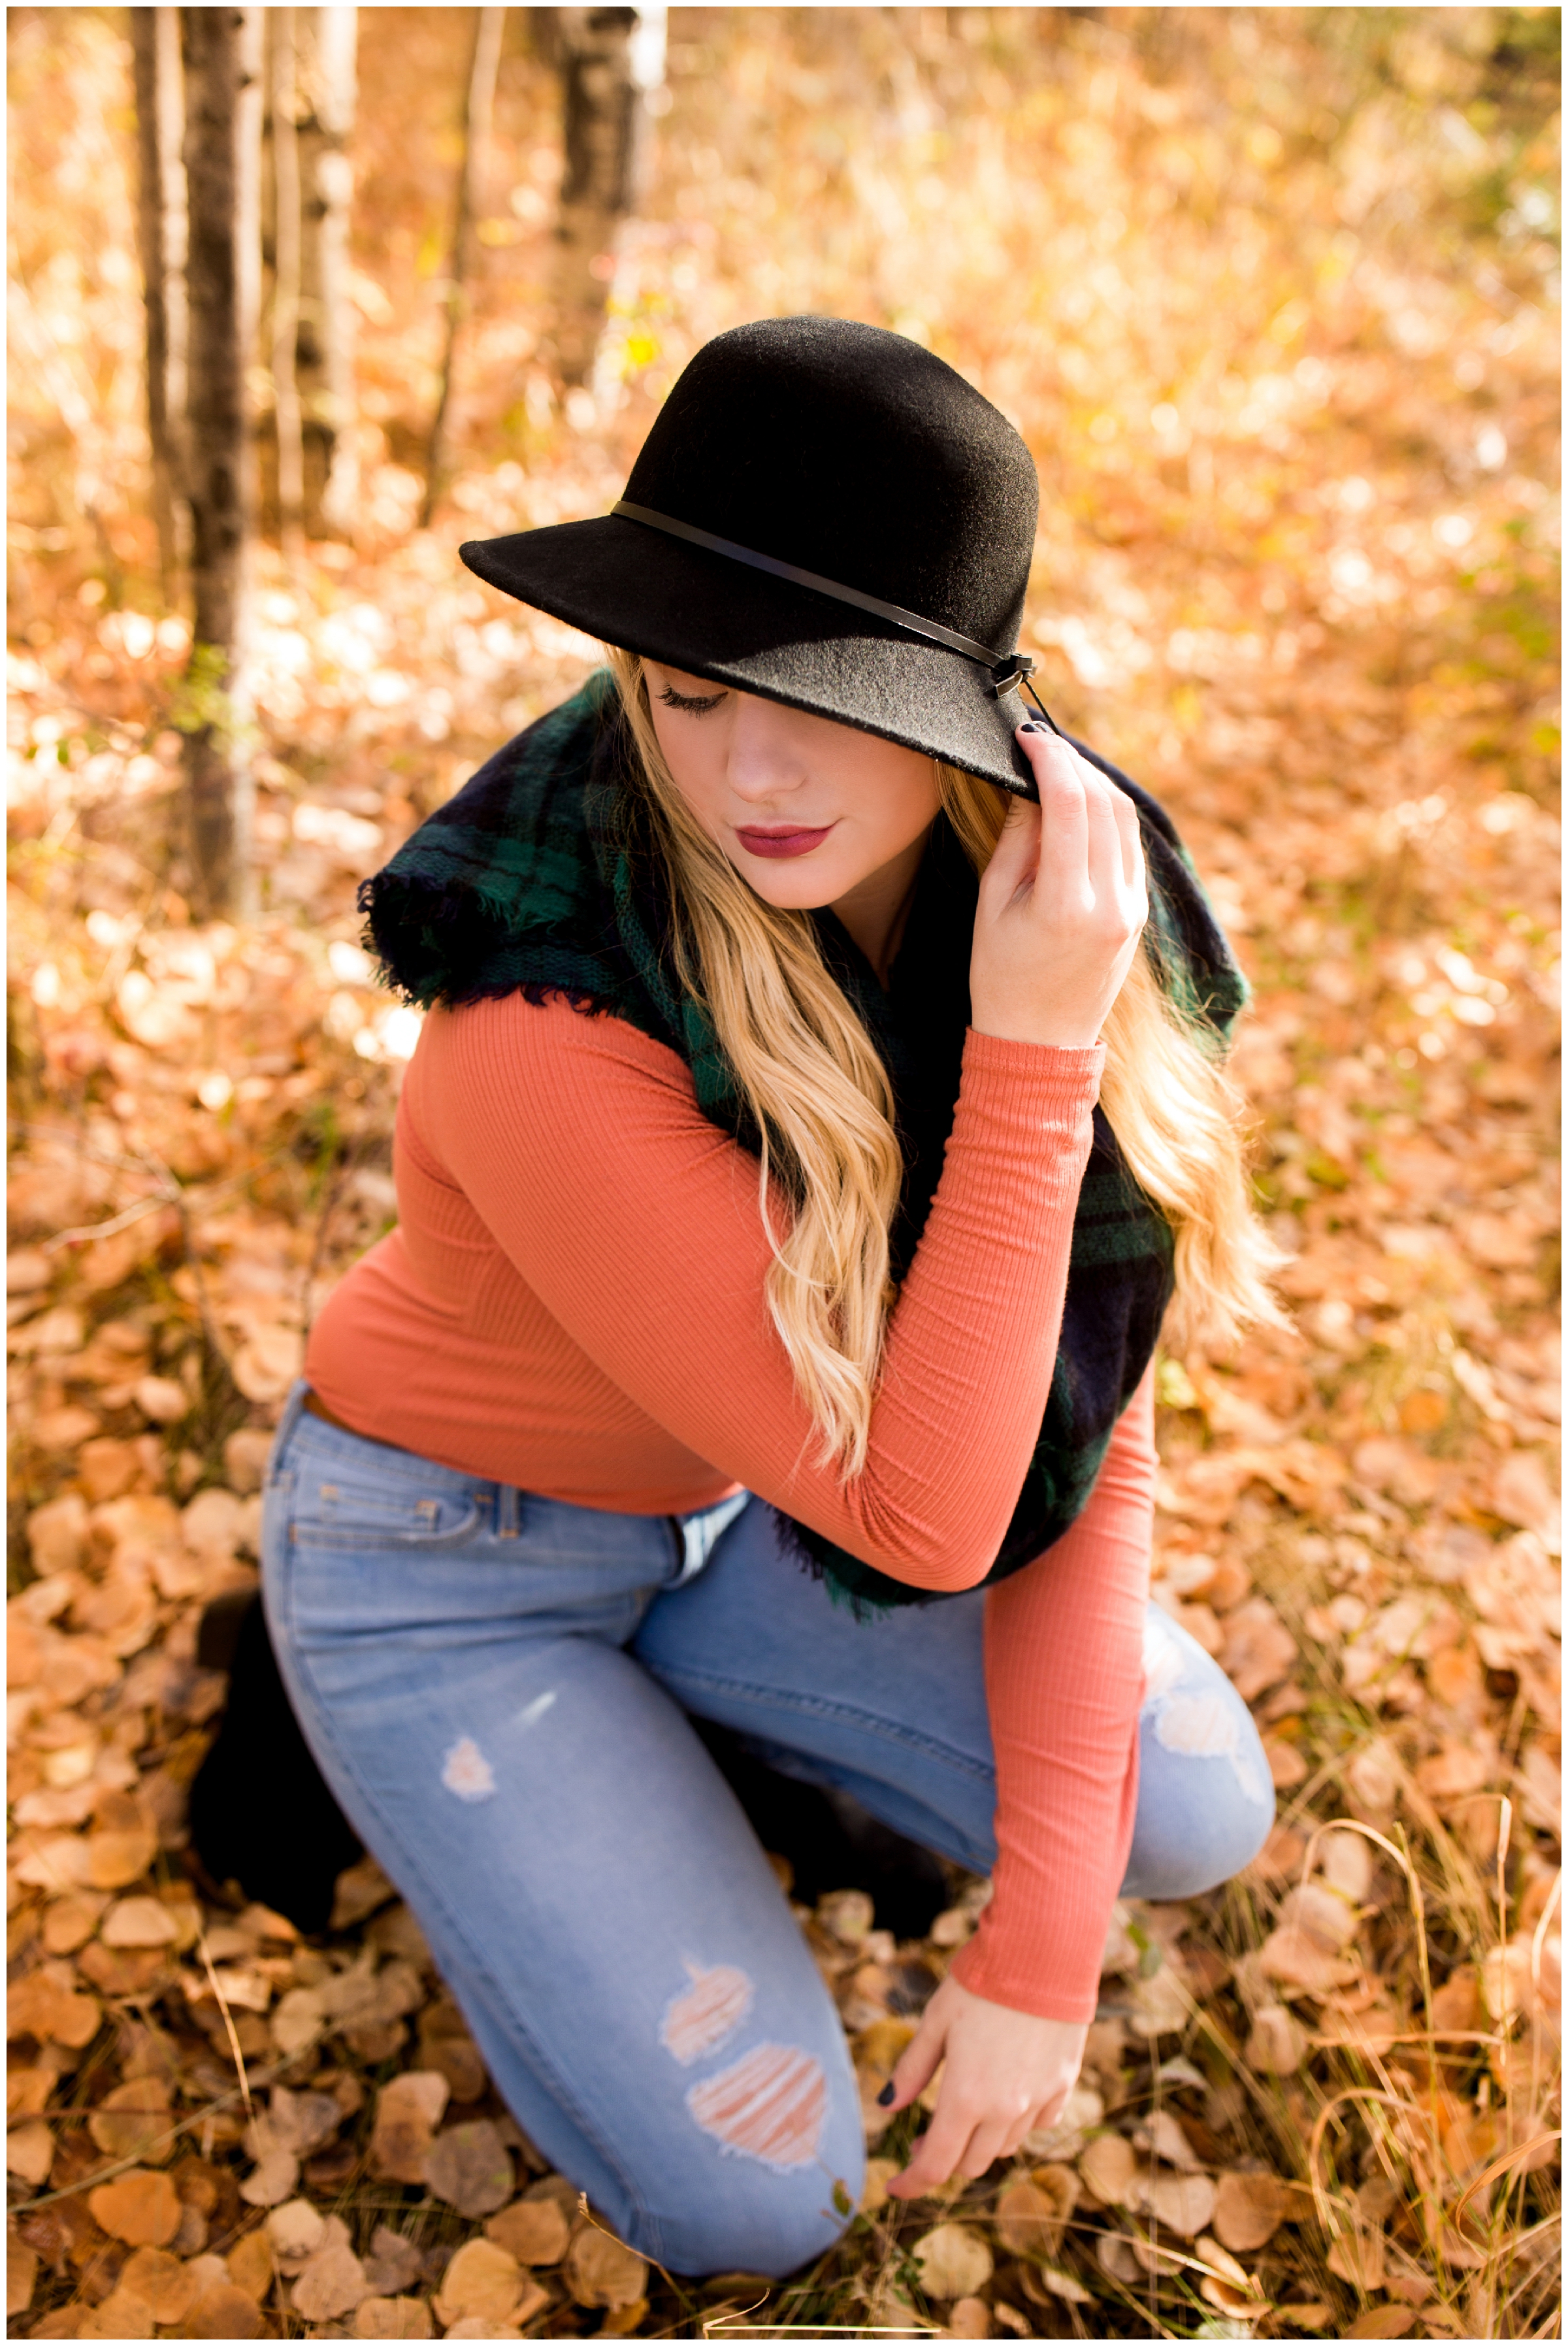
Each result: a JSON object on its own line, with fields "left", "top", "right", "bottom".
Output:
{"left": 1452, "top": 2134, "right": 1564, "bottom": 2225}
{"left": 577, "top": 2190, "right": 680, "bottom": 2299}
{"left": 1530, "top": 1869, "right": 1563, "bottom": 1981}
{"left": 198, "top": 1928, "right": 254, "bottom": 2119}
{"left": 702, "top": 2329, "right": 938, "bottom": 2340}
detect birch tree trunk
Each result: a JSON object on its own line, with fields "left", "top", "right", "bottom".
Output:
{"left": 180, "top": 5, "right": 263, "bottom": 919}
{"left": 297, "top": 7, "right": 358, "bottom": 534}
{"left": 130, "top": 6, "right": 191, "bottom": 603}
{"left": 421, "top": 5, "right": 506, "bottom": 528}
{"left": 269, "top": 8, "right": 305, "bottom": 559}
{"left": 551, "top": 5, "right": 664, "bottom": 389}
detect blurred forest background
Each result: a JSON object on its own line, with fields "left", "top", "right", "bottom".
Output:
{"left": 6, "top": 7, "right": 1561, "bottom": 2342}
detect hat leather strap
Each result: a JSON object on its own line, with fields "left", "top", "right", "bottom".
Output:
{"left": 612, "top": 499, "right": 1060, "bottom": 732}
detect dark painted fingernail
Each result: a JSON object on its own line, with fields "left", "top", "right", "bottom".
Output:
{"left": 877, "top": 2081, "right": 897, "bottom": 2107}
{"left": 1017, "top": 721, "right": 1041, "bottom": 735}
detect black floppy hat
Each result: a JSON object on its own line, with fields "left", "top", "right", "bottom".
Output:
{"left": 459, "top": 316, "right": 1059, "bottom": 799}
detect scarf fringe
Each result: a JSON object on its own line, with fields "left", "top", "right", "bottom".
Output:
{"left": 359, "top": 870, "right": 612, "bottom": 1018}
{"left": 768, "top": 1507, "right": 909, "bottom": 1621}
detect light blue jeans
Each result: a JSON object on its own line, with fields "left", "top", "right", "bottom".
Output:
{"left": 261, "top": 1383, "right": 1272, "bottom": 2276}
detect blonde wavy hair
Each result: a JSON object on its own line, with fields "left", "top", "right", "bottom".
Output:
{"left": 608, "top": 648, "right": 1284, "bottom": 1475}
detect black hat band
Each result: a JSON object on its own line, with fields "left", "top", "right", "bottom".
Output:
{"left": 613, "top": 499, "right": 1061, "bottom": 733}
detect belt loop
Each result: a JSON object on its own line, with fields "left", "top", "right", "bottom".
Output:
{"left": 271, "top": 1380, "right": 311, "bottom": 1476}
{"left": 497, "top": 1483, "right": 520, "bottom": 1538}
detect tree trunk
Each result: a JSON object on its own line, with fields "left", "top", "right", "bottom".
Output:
{"left": 421, "top": 5, "right": 506, "bottom": 529}
{"left": 270, "top": 7, "right": 305, "bottom": 559}
{"left": 130, "top": 6, "right": 191, "bottom": 603}
{"left": 551, "top": 5, "right": 664, "bottom": 389}
{"left": 180, "top": 5, "right": 263, "bottom": 920}
{"left": 297, "top": 7, "right": 358, "bottom": 534}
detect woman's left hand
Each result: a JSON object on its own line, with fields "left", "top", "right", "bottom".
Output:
{"left": 881, "top": 1973, "right": 1087, "bottom": 2198}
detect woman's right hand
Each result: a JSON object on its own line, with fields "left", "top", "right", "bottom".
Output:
{"left": 968, "top": 727, "right": 1148, "bottom": 1050}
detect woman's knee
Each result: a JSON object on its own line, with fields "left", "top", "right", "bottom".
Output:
{"left": 648, "top": 2184, "right": 853, "bottom": 2281}
{"left": 1124, "top": 1608, "right": 1276, "bottom": 1900}
{"left": 636, "top": 2126, "right": 863, "bottom": 2278}
{"left": 1124, "top": 1758, "right": 1274, "bottom": 1899}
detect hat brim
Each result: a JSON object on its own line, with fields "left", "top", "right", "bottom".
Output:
{"left": 459, "top": 516, "right": 1039, "bottom": 798}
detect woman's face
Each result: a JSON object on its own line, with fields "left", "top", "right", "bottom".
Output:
{"left": 644, "top": 663, "right": 941, "bottom": 914}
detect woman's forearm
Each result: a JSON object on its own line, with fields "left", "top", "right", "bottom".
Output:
{"left": 949, "top": 1369, "right": 1156, "bottom": 2019}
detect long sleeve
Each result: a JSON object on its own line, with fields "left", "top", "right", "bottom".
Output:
{"left": 406, "top": 991, "right": 1102, "bottom": 1593}
{"left": 948, "top": 1368, "right": 1155, "bottom": 2021}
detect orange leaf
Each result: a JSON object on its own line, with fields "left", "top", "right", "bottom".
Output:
{"left": 88, "top": 2166, "right": 183, "bottom": 2248}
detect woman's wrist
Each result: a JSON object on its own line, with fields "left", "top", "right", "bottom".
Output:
{"left": 960, "top": 1024, "right": 1105, "bottom": 1074}
{"left": 968, "top": 1008, "right": 1105, "bottom": 1050}
{"left": 946, "top": 1926, "right": 1100, "bottom": 2026}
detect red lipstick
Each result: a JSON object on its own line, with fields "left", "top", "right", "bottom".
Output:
{"left": 735, "top": 824, "right": 836, "bottom": 859}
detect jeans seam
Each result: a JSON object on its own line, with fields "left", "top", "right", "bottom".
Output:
{"left": 263, "top": 1535, "right": 666, "bottom": 2251}
{"left": 645, "top": 1663, "right": 995, "bottom": 1788}
{"left": 289, "top": 1508, "right": 487, "bottom": 1554}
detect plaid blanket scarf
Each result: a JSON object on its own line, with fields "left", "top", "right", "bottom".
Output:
{"left": 360, "top": 670, "right": 1246, "bottom": 1611}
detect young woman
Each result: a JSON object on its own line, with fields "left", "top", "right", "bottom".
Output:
{"left": 265, "top": 318, "right": 1279, "bottom": 2277}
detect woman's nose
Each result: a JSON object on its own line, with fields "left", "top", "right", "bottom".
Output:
{"left": 726, "top": 699, "right": 811, "bottom": 803}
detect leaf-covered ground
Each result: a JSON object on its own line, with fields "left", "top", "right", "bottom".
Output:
{"left": 7, "top": 8, "right": 1561, "bottom": 2339}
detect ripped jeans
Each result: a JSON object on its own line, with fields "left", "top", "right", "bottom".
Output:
{"left": 261, "top": 1385, "right": 1273, "bottom": 2277}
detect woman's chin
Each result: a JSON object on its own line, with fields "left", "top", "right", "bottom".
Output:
{"left": 734, "top": 860, "right": 852, "bottom": 912}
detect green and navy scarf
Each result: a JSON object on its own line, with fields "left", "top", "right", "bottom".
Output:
{"left": 360, "top": 670, "right": 1245, "bottom": 1612}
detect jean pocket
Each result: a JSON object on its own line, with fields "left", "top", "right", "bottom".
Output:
{"left": 289, "top": 1470, "right": 485, "bottom": 1551}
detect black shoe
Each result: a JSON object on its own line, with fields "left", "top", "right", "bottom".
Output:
{"left": 188, "top": 1594, "right": 363, "bottom": 1935}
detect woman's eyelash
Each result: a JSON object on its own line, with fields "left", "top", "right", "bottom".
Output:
{"left": 657, "top": 684, "right": 727, "bottom": 716}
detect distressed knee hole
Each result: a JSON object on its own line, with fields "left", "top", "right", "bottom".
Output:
{"left": 685, "top": 2043, "right": 826, "bottom": 2170}
{"left": 661, "top": 1960, "right": 753, "bottom": 2065}
{"left": 1152, "top": 1688, "right": 1235, "bottom": 1760}
{"left": 1149, "top": 1692, "right": 1269, "bottom": 1807}
{"left": 441, "top": 1736, "right": 497, "bottom": 1802}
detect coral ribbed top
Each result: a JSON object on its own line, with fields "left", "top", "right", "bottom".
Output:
{"left": 306, "top": 993, "right": 1154, "bottom": 2021}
